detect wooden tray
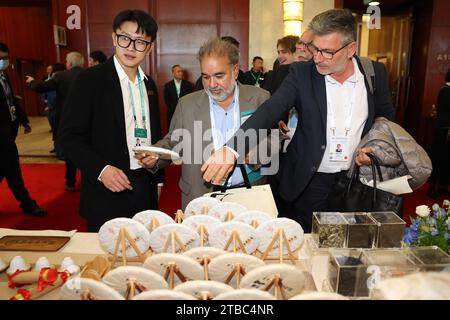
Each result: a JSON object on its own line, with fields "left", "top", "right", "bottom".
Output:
{"left": 0, "top": 236, "right": 71, "bottom": 251}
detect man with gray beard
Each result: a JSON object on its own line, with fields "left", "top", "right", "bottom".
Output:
{"left": 152, "top": 37, "right": 270, "bottom": 209}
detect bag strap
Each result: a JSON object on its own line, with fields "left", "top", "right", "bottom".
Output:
{"left": 218, "top": 164, "right": 251, "bottom": 193}
{"left": 359, "top": 57, "right": 376, "bottom": 95}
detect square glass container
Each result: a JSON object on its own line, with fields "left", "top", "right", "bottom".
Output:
{"left": 342, "top": 213, "right": 377, "bottom": 248}
{"left": 312, "top": 212, "right": 347, "bottom": 248}
{"left": 369, "top": 212, "right": 406, "bottom": 248}
{"left": 328, "top": 249, "right": 370, "bottom": 297}
{"left": 408, "top": 246, "right": 450, "bottom": 272}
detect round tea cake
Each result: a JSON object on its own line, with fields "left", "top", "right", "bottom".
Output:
{"left": 132, "top": 289, "right": 196, "bottom": 300}
{"left": 184, "top": 197, "right": 221, "bottom": 218}
{"left": 257, "top": 218, "right": 304, "bottom": 256}
{"left": 209, "top": 221, "right": 259, "bottom": 254}
{"left": 61, "top": 277, "right": 124, "bottom": 300}
{"left": 132, "top": 210, "right": 175, "bottom": 232}
{"left": 98, "top": 218, "right": 150, "bottom": 257}
{"left": 148, "top": 224, "right": 199, "bottom": 254}
{"left": 174, "top": 280, "right": 234, "bottom": 299}
{"left": 234, "top": 210, "right": 273, "bottom": 227}
{"left": 102, "top": 266, "right": 167, "bottom": 298}
{"left": 240, "top": 264, "right": 308, "bottom": 299}
{"left": 209, "top": 203, "right": 247, "bottom": 221}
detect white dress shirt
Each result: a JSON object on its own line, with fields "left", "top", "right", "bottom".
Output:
{"left": 318, "top": 58, "right": 368, "bottom": 173}
{"left": 114, "top": 56, "right": 151, "bottom": 170}
{"left": 174, "top": 79, "right": 182, "bottom": 98}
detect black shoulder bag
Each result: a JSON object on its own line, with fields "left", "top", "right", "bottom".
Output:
{"left": 327, "top": 154, "right": 403, "bottom": 215}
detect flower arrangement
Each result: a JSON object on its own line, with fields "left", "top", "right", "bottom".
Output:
{"left": 403, "top": 200, "right": 450, "bottom": 253}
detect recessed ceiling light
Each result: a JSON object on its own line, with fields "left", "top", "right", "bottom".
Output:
{"left": 369, "top": 1, "right": 380, "bottom": 5}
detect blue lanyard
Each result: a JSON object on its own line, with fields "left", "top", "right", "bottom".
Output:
{"left": 128, "top": 72, "right": 147, "bottom": 129}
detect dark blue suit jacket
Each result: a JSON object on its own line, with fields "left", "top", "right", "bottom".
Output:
{"left": 233, "top": 56, "right": 395, "bottom": 202}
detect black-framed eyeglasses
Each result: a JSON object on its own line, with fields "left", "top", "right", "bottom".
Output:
{"left": 115, "top": 33, "right": 151, "bottom": 52}
{"left": 296, "top": 40, "right": 310, "bottom": 50}
{"left": 307, "top": 42, "right": 353, "bottom": 60}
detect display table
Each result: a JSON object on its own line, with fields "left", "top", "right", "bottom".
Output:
{"left": 0, "top": 229, "right": 328, "bottom": 300}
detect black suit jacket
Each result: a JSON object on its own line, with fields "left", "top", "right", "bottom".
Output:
{"left": 232, "top": 57, "right": 395, "bottom": 202}
{"left": 0, "top": 72, "right": 29, "bottom": 143}
{"left": 262, "top": 64, "right": 290, "bottom": 95}
{"left": 58, "top": 58, "right": 162, "bottom": 223}
{"left": 163, "top": 79, "right": 193, "bottom": 125}
{"left": 30, "top": 67, "right": 83, "bottom": 140}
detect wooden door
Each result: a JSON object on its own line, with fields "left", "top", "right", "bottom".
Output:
{"left": 16, "top": 60, "right": 46, "bottom": 116}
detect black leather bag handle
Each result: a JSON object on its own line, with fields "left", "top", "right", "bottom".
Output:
{"left": 218, "top": 163, "right": 251, "bottom": 193}
{"left": 346, "top": 154, "right": 383, "bottom": 207}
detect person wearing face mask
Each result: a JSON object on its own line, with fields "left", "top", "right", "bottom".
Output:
{"left": 58, "top": 10, "right": 162, "bottom": 231}
{"left": 202, "top": 9, "right": 395, "bottom": 232}
{"left": 152, "top": 37, "right": 270, "bottom": 209}
{"left": 0, "top": 42, "right": 47, "bottom": 216}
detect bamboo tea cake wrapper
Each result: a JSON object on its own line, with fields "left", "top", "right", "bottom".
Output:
{"left": 98, "top": 218, "right": 150, "bottom": 257}
{"left": 234, "top": 210, "right": 273, "bottom": 227}
{"left": 240, "top": 264, "right": 308, "bottom": 299}
{"left": 132, "top": 210, "right": 175, "bottom": 232}
{"left": 209, "top": 221, "right": 259, "bottom": 254}
{"left": 149, "top": 224, "right": 200, "bottom": 253}
{"left": 208, "top": 253, "right": 265, "bottom": 284}
{"left": 290, "top": 291, "right": 349, "bottom": 300}
{"left": 102, "top": 266, "right": 168, "bottom": 297}
{"left": 214, "top": 289, "right": 275, "bottom": 300}
{"left": 183, "top": 247, "right": 227, "bottom": 263}
{"left": 184, "top": 197, "right": 221, "bottom": 218}
{"left": 132, "top": 289, "right": 196, "bottom": 300}
{"left": 208, "top": 203, "right": 247, "bottom": 221}
{"left": 174, "top": 280, "right": 234, "bottom": 299}
{"left": 61, "top": 277, "right": 124, "bottom": 300}
{"left": 257, "top": 218, "right": 304, "bottom": 256}
{"left": 372, "top": 272, "right": 450, "bottom": 300}
{"left": 182, "top": 215, "right": 221, "bottom": 234}
{"left": 143, "top": 253, "right": 204, "bottom": 283}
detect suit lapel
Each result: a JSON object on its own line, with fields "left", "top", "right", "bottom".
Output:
{"left": 104, "top": 59, "right": 127, "bottom": 146}
{"left": 312, "top": 67, "right": 327, "bottom": 130}
{"left": 355, "top": 56, "right": 375, "bottom": 135}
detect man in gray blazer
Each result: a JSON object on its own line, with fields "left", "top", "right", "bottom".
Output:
{"left": 150, "top": 38, "right": 270, "bottom": 209}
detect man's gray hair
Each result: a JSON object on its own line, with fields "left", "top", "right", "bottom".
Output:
{"left": 308, "top": 9, "right": 356, "bottom": 44}
{"left": 197, "top": 37, "right": 240, "bottom": 65}
{"left": 66, "top": 52, "right": 85, "bottom": 67}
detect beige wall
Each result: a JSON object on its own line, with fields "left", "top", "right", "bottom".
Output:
{"left": 249, "top": 0, "right": 335, "bottom": 71}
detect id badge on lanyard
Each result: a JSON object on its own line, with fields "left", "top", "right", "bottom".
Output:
{"left": 329, "top": 135, "right": 350, "bottom": 162}
{"left": 129, "top": 73, "right": 149, "bottom": 147}
{"left": 328, "top": 86, "right": 355, "bottom": 162}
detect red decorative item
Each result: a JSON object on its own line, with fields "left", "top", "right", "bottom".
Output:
{"left": 37, "top": 268, "right": 59, "bottom": 292}
{"left": 10, "top": 289, "right": 32, "bottom": 300}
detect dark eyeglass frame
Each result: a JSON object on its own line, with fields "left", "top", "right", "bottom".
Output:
{"left": 296, "top": 40, "right": 311, "bottom": 49}
{"left": 307, "top": 41, "right": 353, "bottom": 60}
{"left": 115, "top": 33, "right": 151, "bottom": 52}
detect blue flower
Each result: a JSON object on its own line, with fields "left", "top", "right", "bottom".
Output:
{"left": 445, "top": 233, "right": 450, "bottom": 241}
{"left": 430, "top": 228, "right": 439, "bottom": 236}
{"left": 427, "top": 217, "right": 437, "bottom": 227}
{"left": 403, "top": 228, "right": 418, "bottom": 245}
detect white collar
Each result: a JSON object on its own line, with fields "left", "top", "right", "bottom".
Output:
{"left": 325, "top": 57, "right": 364, "bottom": 85}
{"left": 113, "top": 55, "right": 147, "bottom": 83}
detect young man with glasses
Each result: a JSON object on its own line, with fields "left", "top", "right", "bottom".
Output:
{"left": 59, "top": 10, "right": 162, "bottom": 231}
{"left": 202, "top": 9, "right": 395, "bottom": 232}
